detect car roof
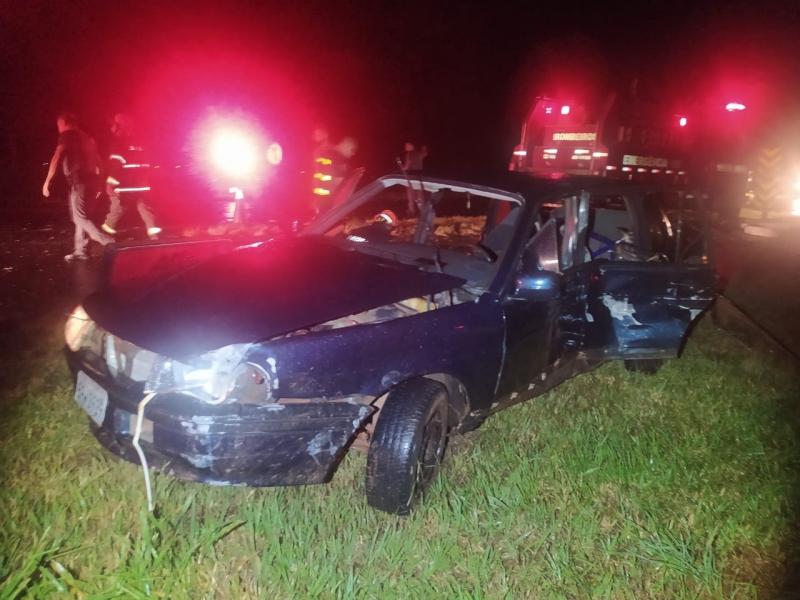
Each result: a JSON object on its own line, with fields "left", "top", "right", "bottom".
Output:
{"left": 381, "top": 171, "right": 695, "bottom": 204}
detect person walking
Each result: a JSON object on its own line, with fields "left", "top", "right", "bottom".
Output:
{"left": 101, "top": 113, "right": 161, "bottom": 239}
{"left": 42, "top": 112, "right": 113, "bottom": 261}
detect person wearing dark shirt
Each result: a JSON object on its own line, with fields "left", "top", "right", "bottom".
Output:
{"left": 101, "top": 113, "right": 160, "bottom": 239}
{"left": 42, "top": 112, "right": 112, "bottom": 261}
{"left": 401, "top": 142, "right": 426, "bottom": 172}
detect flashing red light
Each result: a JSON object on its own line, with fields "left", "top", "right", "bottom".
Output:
{"left": 190, "top": 111, "right": 281, "bottom": 194}
{"left": 678, "top": 116, "right": 688, "bottom": 127}
{"left": 544, "top": 106, "right": 553, "bottom": 115}
{"left": 560, "top": 105, "right": 571, "bottom": 116}
{"left": 266, "top": 142, "right": 283, "bottom": 165}
{"left": 725, "top": 102, "right": 746, "bottom": 112}
{"left": 209, "top": 128, "right": 259, "bottom": 178}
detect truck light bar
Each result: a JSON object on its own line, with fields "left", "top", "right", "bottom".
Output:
{"left": 512, "top": 149, "right": 528, "bottom": 157}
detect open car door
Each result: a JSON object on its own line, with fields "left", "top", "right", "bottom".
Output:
{"left": 557, "top": 188, "right": 715, "bottom": 361}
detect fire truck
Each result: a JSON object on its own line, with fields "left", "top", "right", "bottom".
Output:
{"left": 509, "top": 89, "right": 800, "bottom": 221}
{"left": 509, "top": 90, "right": 691, "bottom": 181}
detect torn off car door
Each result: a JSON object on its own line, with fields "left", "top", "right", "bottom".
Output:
{"left": 559, "top": 190, "right": 715, "bottom": 360}
{"left": 584, "top": 262, "right": 714, "bottom": 359}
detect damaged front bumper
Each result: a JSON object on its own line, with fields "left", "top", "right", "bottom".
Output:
{"left": 67, "top": 352, "right": 375, "bottom": 487}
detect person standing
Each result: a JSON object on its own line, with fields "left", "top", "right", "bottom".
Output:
{"left": 101, "top": 113, "right": 161, "bottom": 239}
{"left": 42, "top": 112, "right": 113, "bottom": 261}
{"left": 310, "top": 126, "right": 336, "bottom": 215}
{"left": 401, "top": 142, "right": 426, "bottom": 172}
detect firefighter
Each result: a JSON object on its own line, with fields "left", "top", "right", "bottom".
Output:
{"left": 311, "top": 127, "right": 335, "bottom": 215}
{"left": 42, "top": 112, "right": 113, "bottom": 261}
{"left": 310, "top": 127, "right": 358, "bottom": 215}
{"left": 347, "top": 209, "right": 397, "bottom": 243}
{"left": 101, "top": 113, "right": 161, "bottom": 239}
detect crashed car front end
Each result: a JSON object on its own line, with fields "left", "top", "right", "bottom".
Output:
{"left": 65, "top": 310, "right": 376, "bottom": 485}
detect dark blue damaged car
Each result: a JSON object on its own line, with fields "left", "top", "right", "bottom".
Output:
{"left": 65, "top": 173, "right": 715, "bottom": 514}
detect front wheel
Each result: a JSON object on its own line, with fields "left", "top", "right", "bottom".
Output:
{"left": 366, "top": 379, "right": 448, "bottom": 515}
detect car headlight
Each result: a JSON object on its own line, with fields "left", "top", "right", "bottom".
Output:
{"left": 65, "top": 305, "right": 94, "bottom": 352}
{"left": 146, "top": 344, "right": 274, "bottom": 405}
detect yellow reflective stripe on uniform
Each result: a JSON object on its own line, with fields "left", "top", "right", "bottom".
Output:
{"left": 315, "top": 157, "right": 333, "bottom": 166}
{"left": 313, "top": 187, "right": 331, "bottom": 196}
{"left": 109, "top": 154, "right": 127, "bottom": 164}
{"left": 313, "top": 172, "right": 333, "bottom": 181}
{"left": 106, "top": 176, "right": 120, "bottom": 186}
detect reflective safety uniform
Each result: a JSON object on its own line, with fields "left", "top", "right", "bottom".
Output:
{"left": 311, "top": 143, "right": 336, "bottom": 214}
{"left": 311, "top": 143, "right": 354, "bottom": 215}
{"left": 102, "top": 136, "right": 161, "bottom": 238}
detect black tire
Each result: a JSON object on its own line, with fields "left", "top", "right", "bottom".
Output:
{"left": 366, "top": 379, "right": 448, "bottom": 515}
{"left": 624, "top": 359, "right": 665, "bottom": 374}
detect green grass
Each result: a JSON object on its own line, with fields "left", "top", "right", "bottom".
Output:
{"left": 1, "top": 319, "right": 799, "bottom": 599}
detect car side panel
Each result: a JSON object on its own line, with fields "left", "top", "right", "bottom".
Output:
{"left": 246, "top": 299, "right": 505, "bottom": 414}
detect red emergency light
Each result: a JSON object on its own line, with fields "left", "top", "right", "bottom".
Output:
{"left": 266, "top": 142, "right": 283, "bottom": 166}
{"left": 560, "top": 105, "right": 571, "bottom": 116}
{"left": 189, "top": 111, "right": 281, "bottom": 193}
{"left": 725, "top": 102, "right": 746, "bottom": 112}
{"left": 678, "top": 116, "right": 688, "bottom": 127}
{"left": 210, "top": 128, "right": 259, "bottom": 178}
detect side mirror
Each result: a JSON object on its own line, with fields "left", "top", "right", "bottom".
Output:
{"left": 511, "top": 269, "right": 560, "bottom": 302}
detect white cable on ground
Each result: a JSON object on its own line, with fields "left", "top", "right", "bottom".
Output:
{"left": 133, "top": 392, "right": 157, "bottom": 512}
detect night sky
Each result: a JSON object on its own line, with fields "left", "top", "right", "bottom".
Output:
{"left": 2, "top": 0, "right": 800, "bottom": 176}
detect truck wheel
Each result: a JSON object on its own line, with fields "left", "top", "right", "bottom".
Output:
{"left": 624, "top": 359, "right": 664, "bottom": 374}
{"left": 366, "top": 379, "right": 448, "bottom": 515}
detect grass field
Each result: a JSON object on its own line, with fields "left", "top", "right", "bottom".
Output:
{"left": 1, "top": 318, "right": 799, "bottom": 599}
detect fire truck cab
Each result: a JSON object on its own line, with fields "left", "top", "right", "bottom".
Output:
{"left": 510, "top": 93, "right": 691, "bottom": 183}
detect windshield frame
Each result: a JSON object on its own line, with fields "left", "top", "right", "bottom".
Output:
{"left": 302, "top": 175, "right": 525, "bottom": 236}
{"left": 301, "top": 175, "right": 528, "bottom": 291}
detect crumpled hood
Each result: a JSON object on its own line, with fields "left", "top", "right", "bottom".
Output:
{"left": 84, "top": 237, "right": 464, "bottom": 359}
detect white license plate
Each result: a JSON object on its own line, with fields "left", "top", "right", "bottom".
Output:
{"left": 75, "top": 371, "right": 109, "bottom": 426}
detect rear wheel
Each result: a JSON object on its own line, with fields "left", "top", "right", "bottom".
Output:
{"left": 624, "top": 359, "right": 665, "bottom": 374}
{"left": 366, "top": 379, "right": 448, "bottom": 515}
